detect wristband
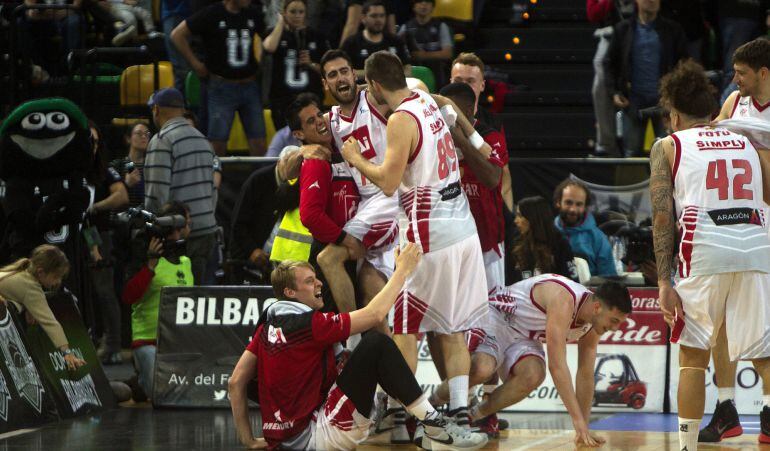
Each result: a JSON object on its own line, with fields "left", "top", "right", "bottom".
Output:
{"left": 439, "top": 105, "right": 457, "bottom": 127}
{"left": 61, "top": 348, "right": 73, "bottom": 356}
{"left": 469, "top": 131, "right": 485, "bottom": 150}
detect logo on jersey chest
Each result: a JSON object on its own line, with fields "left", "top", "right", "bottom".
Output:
{"left": 707, "top": 208, "right": 763, "bottom": 226}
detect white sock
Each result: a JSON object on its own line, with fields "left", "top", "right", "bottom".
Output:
{"left": 718, "top": 387, "right": 735, "bottom": 404}
{"left": 406, "top": 394, "right": 435, "bottom": 421}
{"left": 428, "top": 390, "right": 447, "bottom": 407}
{"left": 764, "top": 394, "right": 770, "bottom": 408}
{"left": 678, "top": 418, "right": 700, "bottom": 451}
{"left": 387, "top": 396, "right": 401, "bottom": 410}
{"left": 448, "top": 375, "right": 469, "bottom": 411}
{"left": 347, "top": 333, "right": 361, "bottom": 350}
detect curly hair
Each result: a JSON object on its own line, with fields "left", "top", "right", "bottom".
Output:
{"left": 658, "top": 59, "right": 717, "bottom": 119}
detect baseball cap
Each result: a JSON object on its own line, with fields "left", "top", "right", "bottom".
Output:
{"left": 147, "top": 88, "right": 185, "bottom": 108}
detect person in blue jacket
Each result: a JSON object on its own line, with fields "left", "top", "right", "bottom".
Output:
{"left": 552, "top": 178, "right": 617, "bottom": 277}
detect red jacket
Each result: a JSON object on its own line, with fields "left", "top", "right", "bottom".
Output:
{"left": 246, "top": 305, "right": 351, "bottom": 449}
{"left": 299, "top": 156, "right": 360, "bottom": 244}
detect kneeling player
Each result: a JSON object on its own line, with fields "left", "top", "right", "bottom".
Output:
{"left": 432, "top": 274, "right": 631, "bottom": 447}
{"left": 228, "top": 244, "right": 488, "bottom": 450}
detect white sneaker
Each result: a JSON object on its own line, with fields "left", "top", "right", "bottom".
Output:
{"left": 422, "top": 411, "right": 488, "bottom": 450}
{"left": 373, "top": 407, "right": 410, "bottom": 444}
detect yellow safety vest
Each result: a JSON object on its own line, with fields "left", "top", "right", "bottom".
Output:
{"left": 270, "top": 180, "right": 312, "bottom": 262}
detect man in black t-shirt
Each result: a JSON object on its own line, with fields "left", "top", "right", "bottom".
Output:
{"left": 263, "top": 0, "right": 330, "bottom": 130}
{"left": 340, "top": 0, "right": 411, "bottom": 79}
{"left": 398, "top": 0, "right": 453, "bottom": 88}
{"left": 171, "top": 0, "right": 267, "bottom": 156}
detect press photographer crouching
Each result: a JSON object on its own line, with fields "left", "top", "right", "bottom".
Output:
{"left": 120, "top": 201, "right": 192, "bottom": 399}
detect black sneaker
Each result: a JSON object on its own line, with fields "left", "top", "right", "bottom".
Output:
{"left": 760, "top": 405, "right": 770, "bottom": 444}
{"left": 698, "top": 399, "right": 742, "bottom": 442}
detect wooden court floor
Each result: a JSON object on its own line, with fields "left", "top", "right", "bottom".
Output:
{"left": 362, "top": 430, "right": 768, "bottom": 450}
{"left": 2, "top": 406, "right": 770, "bottom": 450}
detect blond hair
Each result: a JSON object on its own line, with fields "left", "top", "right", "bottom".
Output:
{"left": 0, "top": 245, "right": 69, "bottom": 279}
{"left": 270, "top": 260, "right": 314, "bottom": 298}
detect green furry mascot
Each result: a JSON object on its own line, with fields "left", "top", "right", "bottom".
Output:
{"left": 0, "top": 98, "right": 93, "bottom": 261}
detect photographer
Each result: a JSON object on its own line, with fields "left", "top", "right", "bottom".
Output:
{"left": 121, "top": 201, "right": 192, "bottom": 398}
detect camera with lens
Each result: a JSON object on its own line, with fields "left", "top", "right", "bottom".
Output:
{"left": 617, "top": 224, "right": 655, "bottom": 266}
{"left": 113, "top": 207, "right": 186, "bottom": 242}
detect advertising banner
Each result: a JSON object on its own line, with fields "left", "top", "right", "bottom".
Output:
{"left": 154, "top": 285, "right": 276, "bottom": 408}
{"left": 415, "top": 288, "right": 667, "bottom": 412}
{"left": 0, "top": 302, "right": 58, "bottom": 432}
{"left": 20, "top": 292, "right": 116, "bottom": 418}
{"left": 669, "top": 347, "right": 763, "bottom": 415}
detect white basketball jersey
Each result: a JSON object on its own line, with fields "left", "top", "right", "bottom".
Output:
{"left": 671, "top": 126, "right": 770, "bottom": 277}
{"left": 395, "top": 89, "right": 477, "bottom": 253}
{"left": 330, "top": 89, "right": 390, "bottom": 199}
{"left": 729, "top": 95, "right": 770, "bottom": 122}
{"left": 494, "top": 274, "right": 593, "bottom": 343}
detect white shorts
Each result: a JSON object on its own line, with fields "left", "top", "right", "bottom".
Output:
{"left": 672, "top": 271, "right": 770, "bottom": 360}
{"left": 343, "top": 192, "right": 399, "bottom": 250}
{"left": 483, "top": 242, "right": 505, "bottom": 298}
{"left": 393, "top": 234, "right": 489, "bottom": 334}
{"left": 468, "top": 308, "right": 545, "bottom": 380}
{"left": 311, "top": 384, "right": 373, "bottom": 451}
{"left": 360, "top": 246, "right": 395, "bottom": 280}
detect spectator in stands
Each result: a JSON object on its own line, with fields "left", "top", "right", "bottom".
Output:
{"left": 22, "top": 0, "right": 137, "bottom": 73}
{"left": 0, "top": 245, "right": 86, "bottom": 371}
{"left": 660, "top": 0, "right": 706, "bottom": 63}
{"left": 717, "top": 1, "right": 768, "bottom": 101}
{"left": 340, "top": 0, "right": 411, "bottom": 79}
{"left": 553, "top": 178, "right": 617, "bottom": 277}
{"left": 511, "top": 196, "right": 577, "bottom": 282}
{"left": 122, "top": 201, "right": 192, "bottom": 399}
{"left": 161, "top": 0, "right": 191, "bottom": 91}
{"left": 171, "top": 0, "right": 267, "bottom": 156}
{"left": 263, "top": 0, "right": 330, "bottom": 130}
{"left": 586, "top": 0, "right": 635, "bottom": 157}
{"left": 398, "top": 0, "right": 453, "bottom": 88}
{"left": 111, "top": 123, "right": 151, "bottom": 208}
{"left": 266, "top": 125, "right": 301, "bottom": 157}
{"left": 144, "top": 87, "right": 217, "bottom": 285}
{"left": 605, "top": 0, "right": 688, "bottom": 157}
{"left": 85, "top": 121, "right": 129, "bottom": 365}
{"left": 108, "top": 0, "right": 162, "bottom": 42}
{"left": 228, "top": 147, "right": 303, "bottom": 283}
{"left": 340, "top": 0, "right": 396, "bottom": 46}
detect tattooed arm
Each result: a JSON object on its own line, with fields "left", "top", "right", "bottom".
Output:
{"left": 649, "top": 137, "right": 682, "bottom": 326}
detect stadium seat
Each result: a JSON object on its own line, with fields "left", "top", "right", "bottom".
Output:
{"left": 433, "top": 0, "right": 472, "bottom": 21}
{"left": 227, "top": 109, "right": 276, "bottom": 153}
{"left": 411, "top": 65, "right": 436, "bottom": 93}
{"left": 119, "top": 61, "right": 174, "bottom": 107}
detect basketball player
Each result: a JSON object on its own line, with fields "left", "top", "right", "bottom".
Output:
{"left": 650, "top": 60, "right": 770, "bottom": 450}
{"left": 431, "top": 275, "right": 630, "bottom": 447}
{"left": 228, "top": 244, "right": 490, "bottom": 450}
{"left": 702, "top": 37, "right": 770, "bottom": 443}
{"left": 340, "top": 51, "right": 490, "bottom": 444}
{"left": 316, "top": 49, "right": 400, "bottom": 343}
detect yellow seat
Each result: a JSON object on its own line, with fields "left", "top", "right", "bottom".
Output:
{"left": 119, "top": 61, "right": 175, "bottom": 107}
{"left": 227, "top": 109, "right": 277, "bottom": 153}
{"left": 433, "top": 0, "right": 473, "bottom": 21}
